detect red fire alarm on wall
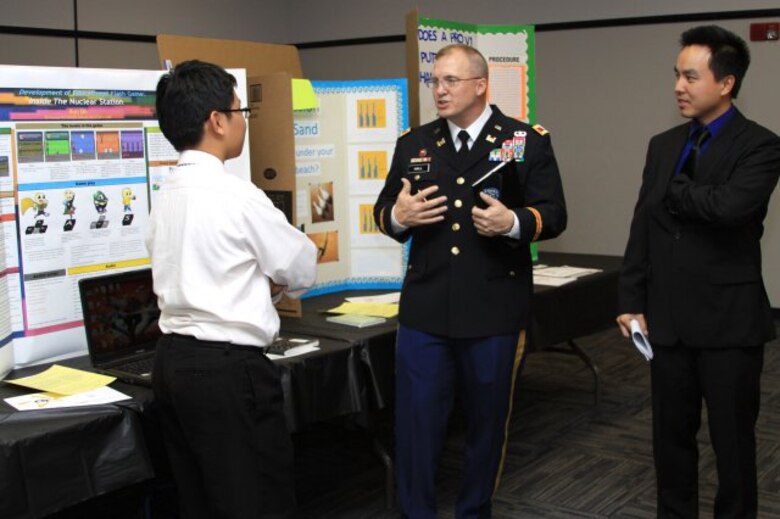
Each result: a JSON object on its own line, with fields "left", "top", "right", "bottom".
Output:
{"left": 750, "top": 23, "right": 779, "bottom": 41}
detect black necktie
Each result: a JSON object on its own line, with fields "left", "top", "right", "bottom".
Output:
{"left": 457, "top": 130, "right": 470, "bottom": 158}
{"left": 679, "top": 127, "right": 711, "bottom": 178}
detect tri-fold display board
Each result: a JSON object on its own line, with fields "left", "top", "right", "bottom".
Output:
{"left": 0, "top": 35, "right": 407, "bottom": 370}
{"left": 2, "top": 15, "right": 534, "bottom": 371}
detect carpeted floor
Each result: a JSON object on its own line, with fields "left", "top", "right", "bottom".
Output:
{"left": 46, "top": 325, "right": 780, "bottom": 518}
{"left": 294, "top": 325, "right": 780, "bottom": 518}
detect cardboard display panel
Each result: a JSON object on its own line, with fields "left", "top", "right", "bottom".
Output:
{"left": 405, "top": 9, "right": 421, "bottom": 129}
{"left": 156, "top": 34, "right": 303, "bottom": 78}
{"left": 246, "top": 73, "right": 302, "bottom": 317}
{"left": 247, "top": 73, "right": 297, "bottom": 226}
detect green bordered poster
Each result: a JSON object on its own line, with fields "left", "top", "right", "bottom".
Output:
{"left": 416, "top": 17, "right": 536, "bottom": 126}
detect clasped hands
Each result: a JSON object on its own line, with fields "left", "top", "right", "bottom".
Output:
{"left": 394, "top": 178, "right": 514, "bottom": 237}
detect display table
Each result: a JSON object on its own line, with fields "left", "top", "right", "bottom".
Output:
{"left": 0, "top": 252, "right": 621, "bottom": 517}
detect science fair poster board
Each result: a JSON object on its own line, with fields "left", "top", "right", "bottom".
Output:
{"left": 407, "top": 12, "right": 536, "bottom": 127}
{"left": 0, "top": 65, "right": 249, "bottom": 367}
{"left": 293, "top": 79, "right": 408, "bottom": 297}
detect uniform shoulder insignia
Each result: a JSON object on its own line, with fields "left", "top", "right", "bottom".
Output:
{"left": 532, "top": 124, "right": 549, "bottom": 136}
{"left": 399, "top": 128, "right": 411, "bottom": 138}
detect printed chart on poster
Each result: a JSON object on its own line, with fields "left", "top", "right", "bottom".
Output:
{"left": 294, "top": 79, "right": 408, "bottom": 296}
{"left": 416, "top": 17, "right": 536, "bottom": 125}
{"left": 0, "top": 65, "right": 249, "bottom": 367}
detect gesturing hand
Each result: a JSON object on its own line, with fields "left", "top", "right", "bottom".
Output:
{"left": 394, "top": 178, "right": 448, "bottom": 227}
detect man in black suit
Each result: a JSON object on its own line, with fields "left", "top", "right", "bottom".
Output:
{"left": 374, "top": 44, "right": 566, "bottom": 518}
{"left": 618, "top": 26, "right": 780, "bottom": 518}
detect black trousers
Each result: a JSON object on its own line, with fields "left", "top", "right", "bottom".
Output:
{"left": 152, "top": 333, "right": 295, "bottom": 519}
{"left": 651, "top": 344, "right": 764, "bottom": 519}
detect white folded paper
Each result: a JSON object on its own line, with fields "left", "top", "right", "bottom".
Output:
{"left": 630, "top": 319, "right": 653, "bottom": 361}
{"left": 4, "top": 386, "right": 131, "bottom": 411}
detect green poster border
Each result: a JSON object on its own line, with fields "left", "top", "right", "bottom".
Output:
{"left": 418, "top": 17, "right": 536, "bottom": 123}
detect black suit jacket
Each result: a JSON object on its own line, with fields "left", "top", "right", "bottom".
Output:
{"left": 619, "top": 108, "right": 780, "bottom": 347}
{"left": 374, "top": 106, "right": 567, "bottom": 338}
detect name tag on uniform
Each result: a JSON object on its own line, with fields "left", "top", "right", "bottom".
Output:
{"left": 408, "top": 164, "right": 431, "bottom": 174}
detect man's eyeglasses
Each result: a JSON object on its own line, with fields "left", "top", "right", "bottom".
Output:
{"left": 424, "top": 76, "right": 484, "bottom": 89}
{"left": 219, "top": 107, "right": 253, "bottom": 119}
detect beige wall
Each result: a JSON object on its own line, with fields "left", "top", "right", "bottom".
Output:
{"left": 2, "top": 1, "right": 780, "bottom": 304}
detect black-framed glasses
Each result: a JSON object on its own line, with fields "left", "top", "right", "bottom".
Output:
{"left": 424, "top": 76, "right": 484, "bottom": 89}
{"left": 218, "top": 107, "right": 253, "bottom": 119}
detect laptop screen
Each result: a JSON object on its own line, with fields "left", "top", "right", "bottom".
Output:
{"left": 78, "top": 269, "right": 162, "bottom": 365}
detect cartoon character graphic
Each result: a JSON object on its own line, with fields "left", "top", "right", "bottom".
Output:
{"left": 93, "top": 191, "right": 108, "bottom": 214}
{"left": 32, "top": 192, "right": 49, "bottom": 218}
{"left": 121, "top": 187, "right": 136, "bottom": 213}
{"left": 62, "top": 189, "right": 77, "bottom": 231}
{"left": 20, "top": 192, "right": 50, "bottom": 234}
{"left": 90, "top": 190, "right": 110, "bottom": 229}
{"left": 63, "top": 189, "right": 76, "bottom": 216}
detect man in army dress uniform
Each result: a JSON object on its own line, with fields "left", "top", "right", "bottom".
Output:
{"left": 374, "top": 44, "right": 567, "bottom": 518}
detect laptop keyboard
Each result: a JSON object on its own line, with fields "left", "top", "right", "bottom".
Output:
{"left": 121, "top": 356, "right": 154, "bottom": 375}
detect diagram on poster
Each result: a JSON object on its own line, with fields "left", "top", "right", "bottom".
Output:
{"left": 294, "top": 80, "right": 408, "bottom": 296}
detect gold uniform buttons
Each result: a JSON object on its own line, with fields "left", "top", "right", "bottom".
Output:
{"left": 414, "top": 174, "right": 421, "bottom": 181}
{"left": 452, "top": 223, "right": 460, "bottom": 231}
{"left": 509, "top": 271, "right": 516, "bottom": 277}
{"left": 456, "top": 177, "right": 465, "bottom": 185}
{"left": 451, "top": 246, "right": 460, "bottom": 256}
{"left": 454, "top": 199, "right": 463, "bottom": 208}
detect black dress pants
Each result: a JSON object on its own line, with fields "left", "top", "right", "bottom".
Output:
{"left": 152, "top": 333, "right": 295, "bottom": 519}
{"left": 651, "top": 344, "right": 764, "bottom": 519}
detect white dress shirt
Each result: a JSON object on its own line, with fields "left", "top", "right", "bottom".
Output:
{"left": 446, "top": 103, "right": 494, "bottom": 152}
{"left": 145, "top": 150, "right": 317, "bottom": 347}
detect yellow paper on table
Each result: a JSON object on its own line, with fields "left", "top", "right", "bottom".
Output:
{"left": 4, "top": 365, "right": 115, "bottom": 396}
{"left": 327, "top": 302, "right": 399, "bottom": 318}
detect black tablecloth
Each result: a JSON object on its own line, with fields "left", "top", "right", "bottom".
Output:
{"left": 531, "top": 252, "right": 622, "bottom": 349}
{"left": 281, "top": 293, "right": 399, "bottom": 413}
{"left": 282, "top": 251, "right": 622, "bottom": 414}
{"left": 0, "top": 357, "right": 155, "bottom": 519}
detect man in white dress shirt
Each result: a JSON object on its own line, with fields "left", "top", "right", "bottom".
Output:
{"left": 147, "top": 60, "right": 316, "bottom": 519}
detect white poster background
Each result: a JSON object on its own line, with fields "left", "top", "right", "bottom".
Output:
{"left": 0, "top": 65, "right": 249, "bottom": 367}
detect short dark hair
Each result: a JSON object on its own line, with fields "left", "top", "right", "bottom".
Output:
{"left": 155, "top": 60, "right": 237, "bottom": 151}
{"left": 680, "top": 25, "right": 750, "bottom": 98}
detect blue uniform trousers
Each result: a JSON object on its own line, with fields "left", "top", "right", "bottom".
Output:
{"left": 395, "top": 325, "right": 526, "bottom": 519}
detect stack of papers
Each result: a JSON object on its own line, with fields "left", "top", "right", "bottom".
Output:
{"left": 324, "top": 292, "right": 398, "bottom": 328}
{"left": 326, "top": 314, "right": 387, "bottom": 328}
{"left": 326, "top": 301, "right": 398, "bottom": 318}
{"left": 4, "top": 387, "right": 131, "bottom": 411}
{"left": 533, "top": 265, "right": 602, "bottom": 287}
{"left": 3, "top": 364, "right": 130, "bottom": 411}
{"left": 345, "top": 292, "right": 400, "bottom": 304}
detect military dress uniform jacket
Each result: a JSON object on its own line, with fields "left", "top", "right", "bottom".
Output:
{"left": 374, "top": 106, "right": 567, "bottom": 338}
{"left": 619, "top": 109, "right": 780, "bottom": 348}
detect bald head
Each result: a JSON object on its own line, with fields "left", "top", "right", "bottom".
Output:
{"left": 435, "top": 44, "right": 489, "bottom": 80}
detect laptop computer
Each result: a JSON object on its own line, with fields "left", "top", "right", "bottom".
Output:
{"left": 78, "top": 268, "right": 161, "bottom": 387}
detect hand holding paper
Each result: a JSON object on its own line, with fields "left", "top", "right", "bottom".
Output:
{"left": 630, "top": 319, "right": 653, "bottom": 361}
